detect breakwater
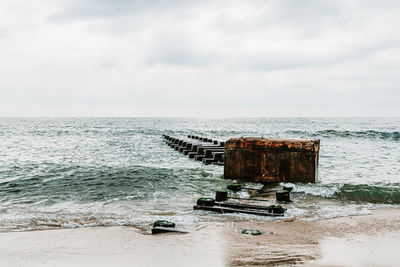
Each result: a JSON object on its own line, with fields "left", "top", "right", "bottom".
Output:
{"left": 162, "top": 135, "right": 225, "bottom": 166}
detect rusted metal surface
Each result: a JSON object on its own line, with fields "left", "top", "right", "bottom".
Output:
{"left": 224, "top": 138, "right": 320, "bottom": 183}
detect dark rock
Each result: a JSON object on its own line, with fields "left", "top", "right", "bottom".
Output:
{"left": 153, "top": 220, "right": 175, "bottom": 228}
{"left": 151, "top": 227, "right": 188, "bottom": 234}
{"left": 242, "top": 229, "right": 264, "bottom": 235}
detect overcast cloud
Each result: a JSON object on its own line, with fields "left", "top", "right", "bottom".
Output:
{"left": 0, "top": 0, "right": 399, "bottom": 116}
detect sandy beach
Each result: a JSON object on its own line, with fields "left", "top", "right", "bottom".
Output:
{"left": 0, "top": 207, "right": 399, "bottom": 267}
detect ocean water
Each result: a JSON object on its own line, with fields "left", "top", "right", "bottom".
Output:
{"left": 0, "top": 117, "right": 399, "bottom": 231}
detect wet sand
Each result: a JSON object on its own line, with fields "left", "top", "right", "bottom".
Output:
{"left": 0, "top": 208, "right": 399, "bottom": 266}
{"left": 226, "top": 208, "right": 400, "bottom": 266}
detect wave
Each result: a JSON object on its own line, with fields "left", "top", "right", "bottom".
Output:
{"left": 0, "top": 165, "right": 223, "bottom": 205}
{"left": 293, "top": 183, "right": 400, "bottom": 204}
{"left": 334, "top": 184, "right": 400, "bottom": 204}
{"left": 286, "top": 129, "right": 400, "bottom": 141}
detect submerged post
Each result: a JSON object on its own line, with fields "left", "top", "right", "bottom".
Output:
{"left": 224, "top": 138, "right": 320, "bottom": 183}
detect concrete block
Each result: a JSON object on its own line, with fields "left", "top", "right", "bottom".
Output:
{"left": 188, "top": 152, "right": 198, "bottom": 158}
{"left": 195, "top": 155, "right": 205, "bottom": 161}
{"left": 204, "top": 148, "right": 224, "bottom": 158}
{"left": 213, "top": 152, "right": 224, "bottom": 161}
{"left": 197, "top": 146, "right": 221, "bottom": 154}
{"left": 203, "top": 158, "right": 217, "bottom": 165}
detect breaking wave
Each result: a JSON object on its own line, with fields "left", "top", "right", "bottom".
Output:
{"left": 334, "top": 184, "right": 400, "bottom": 204}
{"left": 286, "top": 130, "right": 400, "bottom": 141}
{"left": 293, "top": 183, "right": 400, "bottom": 204}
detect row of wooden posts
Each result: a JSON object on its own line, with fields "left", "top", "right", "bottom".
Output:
{"left": 162, "top": 134, "right": 292, "bottom": 217}
{"left": 162, "top": 135, "right": 225, "bottom": 165}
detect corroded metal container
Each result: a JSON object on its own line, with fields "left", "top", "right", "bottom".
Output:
{"left": 224, "top": 138, "right": 320, "bottom": 183}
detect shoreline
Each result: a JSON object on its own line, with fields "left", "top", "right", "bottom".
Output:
{"left": 0, "top": 207, "right": 399, "bottom": 266}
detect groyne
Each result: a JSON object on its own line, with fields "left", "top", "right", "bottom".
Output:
{"left": 163, "top": 135, "right": 320, "bottom": 184}
{"left": 162, "top": 135, "right": 225, "bottom": 166}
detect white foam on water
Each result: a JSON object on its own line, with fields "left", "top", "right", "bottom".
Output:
{"left": 1, "top": 118, "right": 399, "bottom": 232}
{"left": 298, "top": 204, "right": 372, "bottom": 221}
{"left": 285, "top": 182, "right": 341, "bottom": 198}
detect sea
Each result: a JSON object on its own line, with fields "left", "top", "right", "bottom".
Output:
{"left": 0, "top": 117, "right": 399, "bottom": 232}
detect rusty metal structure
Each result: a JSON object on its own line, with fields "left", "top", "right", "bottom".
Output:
{"left": 224, "top": 138, "right": 320, "bottom": 183}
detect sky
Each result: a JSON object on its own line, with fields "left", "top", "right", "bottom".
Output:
{"left": 0, "top": 0, "right": 399, "bottom": 117}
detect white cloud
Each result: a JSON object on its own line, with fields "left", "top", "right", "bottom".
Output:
{"left": 0, "top": 0, "right": 399, "bottom": 116}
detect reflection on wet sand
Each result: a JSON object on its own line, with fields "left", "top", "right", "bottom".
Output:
{"left": 0, "top": 208, "right": 398, "bottom": 266}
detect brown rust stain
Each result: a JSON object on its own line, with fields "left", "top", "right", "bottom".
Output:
{"left": 226, "top": 138, "right": 320, "bottom": 152}
{"left": 224, "top": 137, "right": 320, "bottom": 183}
